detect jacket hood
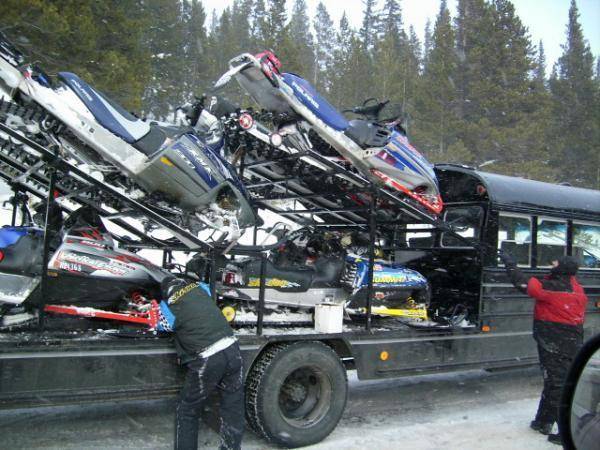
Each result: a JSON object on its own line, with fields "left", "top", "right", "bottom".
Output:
{"left": 550, "top": 256, "right": 579, "bottom": 276}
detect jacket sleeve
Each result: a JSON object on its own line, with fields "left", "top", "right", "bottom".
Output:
{"left": 526, "top": 277, "right": 552, "bottom": 302}
{"left": 503, "top": 263, "right": 530, "bottom": 294}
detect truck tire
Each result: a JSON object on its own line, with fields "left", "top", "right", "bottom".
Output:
{"left": 245, "top": 341, "right": 348, "bottom": 448}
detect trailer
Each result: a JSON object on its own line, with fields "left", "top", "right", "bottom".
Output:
{"left": 1, "top": 121, "right": 599, "bottom": 448}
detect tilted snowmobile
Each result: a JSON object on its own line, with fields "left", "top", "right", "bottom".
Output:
{"left": 213, "top": 51, "right": 443, "bottom": 215}
{"left": 217, "top": 229, "right": 430, "bottom": 322}
{"left": 0, "top": 206, "right": 172, "bottom": 328}
{"left": 0, "top": 33, "right": 255, "bottom": 239}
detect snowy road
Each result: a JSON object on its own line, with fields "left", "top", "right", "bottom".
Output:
{"left": 0, "top": 366, "right": 560, "bottom": 449}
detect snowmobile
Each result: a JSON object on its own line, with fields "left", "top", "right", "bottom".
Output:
{"left": 216, "top": 229, "right": 430, "bottom": 323}
{"left": 0, "top": 205, "right": 172, "bottom": 329}
{"left": 0, "top": 33, "right": 255, "bottom": 240}
{"left": 213, "top": 51, "right": 443, "bottom": 215}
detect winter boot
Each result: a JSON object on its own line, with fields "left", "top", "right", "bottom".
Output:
{"left": 530, "top": 420, "right": 553, "bottom": 435}
{"left": 547, "top": 433, "right": 562, "bottom": 445}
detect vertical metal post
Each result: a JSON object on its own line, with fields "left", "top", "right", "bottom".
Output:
{"left": 253, "top": 225, "right": 258, "bottom": 246}
{"left": 209, "top": 248, "right": 217, "bottom": 303}
{"left": 365, "top": 192, "right": 377, "bottom": 332}
{"left": 257, "top": 253, "right": 266, "bottom": 336}
{"left": 10, "top": 188, "right": 19, "bottom": 226}
{"left": 38, "top": 168, "right": 57, "bottom": 329}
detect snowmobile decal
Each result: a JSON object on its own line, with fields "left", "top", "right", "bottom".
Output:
{"left": 55, "top": 250, "right": 134, "bottom": 276}
{"left": 247, "top": 277, "right": 301, "bottom": 288}
{"left": 171, "top": 141, "right": 219, "bottom": 189}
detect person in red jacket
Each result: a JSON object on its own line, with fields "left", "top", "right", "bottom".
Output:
{"left": 499, "top": 253, "right": 588, "bottom": 445}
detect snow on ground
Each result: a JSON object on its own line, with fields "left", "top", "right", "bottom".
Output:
{"left": 0, "top": 367, "right": 559, "bottom": 449}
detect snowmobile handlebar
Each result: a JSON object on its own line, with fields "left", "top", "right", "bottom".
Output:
{"left": 344, "top": 98, "right": 390, "bottom": 121}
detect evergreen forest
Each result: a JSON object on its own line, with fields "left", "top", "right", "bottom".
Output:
{"left": 0, "top": 0, "right": 598, "bottom": 189}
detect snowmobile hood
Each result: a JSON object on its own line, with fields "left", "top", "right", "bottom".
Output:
{"left": 347, "top": 256, "right": 428, "bottom": 288}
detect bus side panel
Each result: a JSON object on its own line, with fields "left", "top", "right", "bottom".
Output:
{"left": 349, "top": 331, "right": 537, "bottom": 380}
{"left": 481, "top": 269, "right": 600, "bottom": 334}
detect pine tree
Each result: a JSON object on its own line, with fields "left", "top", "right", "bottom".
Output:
{"left": 550, "top": 0, "right": 598, "bottom": 187}
{"left": 184, "top": 0, "right": 209, "bottom": 97}
{"left": 423, "top": 19, "right": 433, "bottom": 67}
{"left": 279, "top": 0, "right": 314, "bottom": 76}
{"left": 359, "top": 0, "right": 378, "bottom": 51}
{"left": 313, "top": 2, "right": 335, "bottom": 91}
{"left": 414, "top": 0, "right": 461, "bottom": 160}
{"left": 379, "top": 0, "right": 403, "bottom": 42}
{"left": 0, "top": 0, "right": 152, "bottom": 111}
{"left": 329, "top": 13, "right": 355, "bottom": 107}
{"left": 371, "top": 1, "right": 405, "bottom": 103}
{"left": 141, "top": 0, "right": 189, "bottom": 118}
{"left": 251, "top": 0, "right": 270, "bottom": 49}
{"left": 534, "top": 40, "right": 547, "bottom": 86}
{"left": 265, "top": 0, "right": 287, "bottom": 51}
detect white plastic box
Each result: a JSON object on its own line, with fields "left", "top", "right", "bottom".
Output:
{"left": 314, "top": 302, "right": 343, "bottom": 333}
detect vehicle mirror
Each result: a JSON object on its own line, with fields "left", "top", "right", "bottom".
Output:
{"left": 558, "top": 333, "right": 600, "bottom": 450}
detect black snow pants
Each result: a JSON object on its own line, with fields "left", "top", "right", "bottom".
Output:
{"left": 175, "top": 342, "right": 245, "bottom": 450}
{"left": 533, "top": 320, "right": 583, "bottom": 426}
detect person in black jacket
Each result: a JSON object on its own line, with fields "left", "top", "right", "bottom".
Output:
{"left": 160, "top": 277, "right": 244, "bottom": 450}
{"left": 499, "top": 253, "right": 588, "bottom": 445}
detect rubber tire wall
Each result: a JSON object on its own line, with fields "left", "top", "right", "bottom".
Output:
{"left": 245, "top": 341, "right": 348, "bottom": 448}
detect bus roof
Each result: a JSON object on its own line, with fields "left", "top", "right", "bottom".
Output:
{"left": 435, "top": 164, "right": 600, "bottom": 220}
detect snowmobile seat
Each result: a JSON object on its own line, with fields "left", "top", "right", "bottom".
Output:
{"left": 131, "top": 123, "right": 171, "bottom": 157}
{"left": 344, "top": 120, "right": 392, "bottom": 149}
{"left": 58, "top": 72, "right": 151, "bottom": 144}
{"left": 281, "top": 73, "right": 350, "bottom": 131}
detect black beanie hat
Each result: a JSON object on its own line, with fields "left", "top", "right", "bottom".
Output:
{"left": 551, "top": 256, "right": 579, "bottom": 276}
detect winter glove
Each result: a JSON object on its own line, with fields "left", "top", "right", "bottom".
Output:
{"left": 498, "top": 250, "right": 516, "bottom": 268}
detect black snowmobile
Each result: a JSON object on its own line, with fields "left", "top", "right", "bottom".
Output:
{"left": 216, "top": 229, "right": 431, "bottom": 324}
{"left": 0, "top": 205, "right": 172, "bottom": 329}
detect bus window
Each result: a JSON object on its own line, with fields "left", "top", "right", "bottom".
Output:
{"left": 498, "top": 214, "right": 531, "bottom": 266}
{"left": 406, "top": 224, "right": 436, "bottom": 248}
{"left": 537, "top": 218, "right": 567, "bottom": 266}
{"left": 573, "top": 222, "right": 600, "bottom": 269}
{"left": 441, "top": 206, "right": 483, "bottom": 247}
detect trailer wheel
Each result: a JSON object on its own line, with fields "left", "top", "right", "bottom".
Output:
{"left": 245, "top": 341, "right": 347, "bottom": 448}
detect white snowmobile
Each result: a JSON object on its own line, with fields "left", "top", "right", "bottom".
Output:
{"left": 0, "top": 33, "right": 256, "bottom": 240}
{"left": 213, "top": 51, "right": 443, "bottom": 215}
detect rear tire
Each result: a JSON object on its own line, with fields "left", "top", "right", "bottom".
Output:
{"left": 245, "top": 341, "right": 347, "bottom": 448}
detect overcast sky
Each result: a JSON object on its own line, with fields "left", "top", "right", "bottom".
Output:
{"left": 202, "top": 0, "right": 600, "bottom": 69}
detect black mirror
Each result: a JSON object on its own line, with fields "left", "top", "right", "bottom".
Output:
{"left": 558, "top": 332, "right": 600, "bottom": 450}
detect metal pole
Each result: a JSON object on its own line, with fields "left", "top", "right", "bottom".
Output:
{"left": 365, "top": 191, "right": 377, "bottom": 332}
{"left": 38, "top": 168, "right": 57, "bottom": 329}
{"left": 10, "top": 188, "right": 19, "bottom": 226}
{"left": 209, "top": 248, "right": 217, "bottom": 303}
{"left": 257, "top": 254, "right": 266, "bottom": 336}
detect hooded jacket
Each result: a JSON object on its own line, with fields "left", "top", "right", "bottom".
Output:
{"left": 502, "top": 255, "right": 588, "bottom": 327}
